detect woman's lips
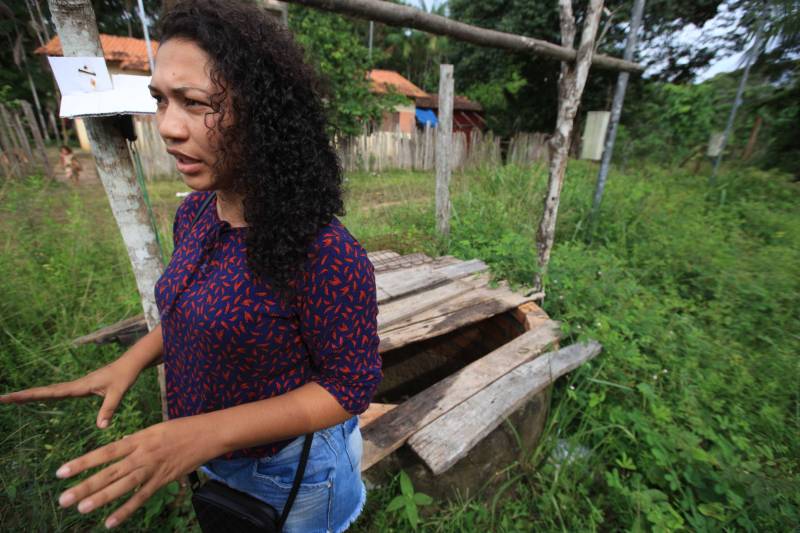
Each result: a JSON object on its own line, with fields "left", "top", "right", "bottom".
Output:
{"left": 173, "top": 154, "right": 203, "bottom": 174}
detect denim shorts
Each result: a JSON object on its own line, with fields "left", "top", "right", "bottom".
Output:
{"left": 200, "top": 416, "right": 366, "bottom": 533}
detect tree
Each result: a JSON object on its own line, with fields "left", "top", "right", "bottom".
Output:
{"left": 288, "top": 5, "right": 398, "bottom": 136}
{"left": 447, "top": 0, "right": 727, "bottom": 135}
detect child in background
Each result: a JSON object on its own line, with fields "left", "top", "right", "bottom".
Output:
{"left": 59, "top": 145, "right": 81, "bottom": 184}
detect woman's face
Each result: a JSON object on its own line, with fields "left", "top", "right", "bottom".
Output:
{"left": 149, "top": 39, "right": 226, "bottom": 191}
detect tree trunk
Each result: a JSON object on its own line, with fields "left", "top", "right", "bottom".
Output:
{"left": 742, "top": 114, "right": 762, "bottom": 161}
{"left": 591, "top": 0, "right": 645, "bottom": 220}
{"left": 48, "top": 0, "right": 169, "bottom": 421}
{"left": 436, "top": 64, "right": 454, "bottom": 238}
{"left": 533, "top": 0, "right": 604, "bottom": 293}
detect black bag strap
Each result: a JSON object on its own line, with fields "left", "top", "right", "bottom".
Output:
{"left": 188, "top": 433, "right": 314, "bottom": 530}
{"left": 190, "top": 191, "right": 217, "bottom": 230}
{"left": 278, "top": 433, "right": 314, "bottom": 529}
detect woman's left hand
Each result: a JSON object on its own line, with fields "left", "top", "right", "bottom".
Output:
{"left": 55, "top": 417, "right": 216, "bottom": 529}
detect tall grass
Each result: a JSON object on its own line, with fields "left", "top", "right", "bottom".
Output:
{"left": 1, "top": 161, "right": 798, "bottom": 531}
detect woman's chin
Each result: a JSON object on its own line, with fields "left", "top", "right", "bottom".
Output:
{"left": 180, "top": 173, "right": 217, "bottom": 192}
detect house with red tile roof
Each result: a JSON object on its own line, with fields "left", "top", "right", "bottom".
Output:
{"left": 35, "top": 34, "right": 159, "bottom": 74}
{"left": 367, "top": 69, "right": 485, "bottom": 135}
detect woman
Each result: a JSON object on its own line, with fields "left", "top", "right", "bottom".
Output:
{"left": 0, "top": 1, "right": 381, "bottom": 531}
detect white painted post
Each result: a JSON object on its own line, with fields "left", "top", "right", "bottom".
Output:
{"left": 436, "top": 64, "right": 454, "bottom": 238}
{"left": 48, "top": 0, "right": 168, "bottom": 420}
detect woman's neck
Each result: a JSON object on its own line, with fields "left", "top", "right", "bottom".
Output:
{"left": 216, "top": 190, "right": 247, "bottom": 227}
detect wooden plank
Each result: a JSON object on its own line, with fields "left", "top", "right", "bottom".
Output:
{"left": 379, "top": 286, "right": 531, "bottom": 353}
{"left": 376, "top": 265, "right": 449, "bottom": 303}
{"left": 367, "top": 250, "right": 400, "bottom": 265}
{"left": 362, "top": 320, "right": 561, "bottom": 470}
{"left": 376, "top": 259, "right": 489, "bottom": 304}
{"left": 359, "top": 403, "right": 397, "bottom": 429}
{"left": 372, "top": 252, "right": 433, "bottom": 273}
{"left": 72, "top": 315, "right": 148, "bottom": 346}
{"left": 408, "top": 341, "right": 602, "bottom": 474}
{"left": 433, "top": 258, "right": 487, "bottom": 279}
{"left": 378, "top": 274, "right": 490, "bottom": 330}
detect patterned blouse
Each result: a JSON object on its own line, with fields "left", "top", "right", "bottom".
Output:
{"left": 155, "top": 192, "right": 382, "bottom": 459}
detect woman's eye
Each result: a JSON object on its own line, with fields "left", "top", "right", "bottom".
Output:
{"left": 151, "top": 94, "right": 164, "bottom": 105}
{"left": 185, "top": 98, "right": 205, "bottom": 108}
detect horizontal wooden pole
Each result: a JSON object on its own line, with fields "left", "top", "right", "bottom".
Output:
{"left": 284, "top": 0, "right": 644, "bottom": 73}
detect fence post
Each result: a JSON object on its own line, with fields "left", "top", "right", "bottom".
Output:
{"left": 435, "top": 64, "right": 454, "bottom": 238}
{"left": 0, "top": 106, "right": 21, "bottom": 178}
{"left": 48, "top": 0, "right": 169, "bottom": 421}
{"left": 20, "top": 100, "right": 54, "bottom": 180}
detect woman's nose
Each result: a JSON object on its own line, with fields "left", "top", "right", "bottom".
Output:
{"left": 157, "top": 105, "right": 188, "bottom": 142}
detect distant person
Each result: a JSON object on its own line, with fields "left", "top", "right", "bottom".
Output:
{"left": 1, "top": 1, "right": 381, "bottom": 531}
{"left": 59, "top": 145, "right": 81, "bottom": 184}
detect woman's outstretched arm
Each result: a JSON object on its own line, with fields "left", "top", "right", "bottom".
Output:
{"left": 0, "top": 325, "right": 165, "bottom": 429}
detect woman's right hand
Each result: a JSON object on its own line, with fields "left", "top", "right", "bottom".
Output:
{"left": 0, "top": 358, "right": 141, "bottom": 429}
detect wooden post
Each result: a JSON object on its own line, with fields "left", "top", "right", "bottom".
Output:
{"left": 533, "top": 0, "right": 604, "bottom": 293}
{"left": 20, "top": 100, "right": 54, "bottom": 180}
{"left": 0, "top": 106, "right": 21, "bottom": 178}
{"left": 13, "top": 111, "right": 35, "bottom": 165}
{"left": 1, "top": 105, "right": 26, "bottom": 167}
{"left": 49, "top": 109, "right": 64, "bottom": 145}
{"left": 591, "top": 0, "right": 645, "bottom": 221}
{"left": 436, "top": 64, "right": 454, "bottom": 238}
{"left": 48, "top": 0, "right": 169, "bottom": 421}
{"left": 742, "top": 114, "right": 762, "bottom": 161}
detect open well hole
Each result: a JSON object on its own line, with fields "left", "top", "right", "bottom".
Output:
{"left": 374, "top": 310, "right": 527, "bottom": 403}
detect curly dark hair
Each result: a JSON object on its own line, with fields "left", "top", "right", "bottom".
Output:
{"left": 159, "top": 0, "right": 344, "bottom": 291}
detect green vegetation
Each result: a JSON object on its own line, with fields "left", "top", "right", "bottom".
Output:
{"left": 1, "top": 160, "right": 798, "bottom": 531}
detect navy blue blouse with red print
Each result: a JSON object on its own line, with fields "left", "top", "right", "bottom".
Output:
{"left": 155, "top": 192, "right": 382, "bottom": 459}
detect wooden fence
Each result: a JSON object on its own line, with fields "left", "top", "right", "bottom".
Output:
{"left": 133, "top": 116, "right": 174, "bottom": 178}
{"left": 0, "top": 102, "right": 54, "bottom": 180}
{"left": 336, "top": 128, "right": 548, "bottom": 173}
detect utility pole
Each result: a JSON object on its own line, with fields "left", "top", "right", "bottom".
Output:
{"left": 710, "top": 16, "right": 765, "bottom": 185}
{"left": 591, "top": 0, "right": 645, "bottom": 224}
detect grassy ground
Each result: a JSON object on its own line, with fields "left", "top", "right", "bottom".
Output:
{"left": 0, "top": 161, "right": 798, "bottom": 531}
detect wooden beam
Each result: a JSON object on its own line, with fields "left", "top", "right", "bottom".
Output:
{"left": 362, "top": 320, "right": 561, "bottom": 470}
{"left": 408, "top": 340, "right": 602, "bottom": 474}
{"left": 284, "top": 0, "right": 643, "bottom": 73}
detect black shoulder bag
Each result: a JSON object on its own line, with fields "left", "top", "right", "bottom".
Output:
{"left": 185, "top": 193, "right": 315, "bottom": 532}
{"left": 189, "top": 434, "right": 313, "bottom": 533}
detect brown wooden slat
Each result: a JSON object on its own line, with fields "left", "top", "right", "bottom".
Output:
{"left": 359, "top": 402, "right": 397, "bottom": 429}
{"left": 408, "top": 341, "right": 602, "bottom": 474}
{"left": 379, "top": 285, "right": 531, "bottom": 353}
{"left": 362, "top": 320, "right": 561, "bottom": 471}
